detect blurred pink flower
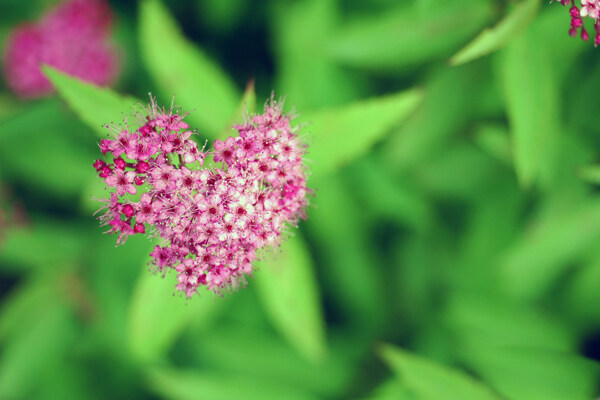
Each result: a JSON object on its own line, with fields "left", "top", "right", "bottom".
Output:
{"left": 93, "top": 97, "right": 311, "bottom": 297}
{"left": 3, "top": 0, "right": 119, "bottom": 98}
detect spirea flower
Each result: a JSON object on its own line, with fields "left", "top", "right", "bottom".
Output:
{"left": 553, "top": 0, "right": 600, "bottom": 45}
{"left": 3, "top": 0, "right": 119, "bottom": 98}
{"left": 93, "top": 97, "right": 310, "bottom": 297}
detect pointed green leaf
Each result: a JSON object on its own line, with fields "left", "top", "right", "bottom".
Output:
{"left": 450, "top": 0, "right": 540, "bottom": 66}
{"left": 473, "top": 123, "right": 512, "bottom": 165}
{"left": 300, "top": 89, "right": 423, "bottom": 180}
{"left": 127, "top": 258, "right": 224, "bottom": 363}
{"left": 500, "top": 27, "right": 560, "bottom": 188}
{"left": 379, "top": 344, "right": 503, "bottom": 400}
{"left": 139, "top": 0, "right": 238, "bottom": 138}
{"left": 327, "top": 1, "right": 493, "bottom": 70}
{"left": 444, "top": 294, "right": 573, "bottom": 351}
{"left": 498, "top": 199, "right": 600, "bottom": 300}
{"left": 463, "top": 346, "right": 599, "bottom": 400}
{"left": 146, "top": 367, "right": 318, "bottom": 400}
{"left": 272, "top": 0, "right": 363, "bottom": 110}
{"left": 0, "top": 276, "right": 76, "bottom": 400}
{"left": 42, "top": 66, "right": 140, "bottom": 137}
{"left": 365, "top": 379, "right": 416, "bottom": 400}
{"left": 255, "top": 235, "right": 326, "bottom": 362}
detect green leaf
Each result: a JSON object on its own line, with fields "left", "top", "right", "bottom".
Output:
{"left": 450, "top": 0, "right": 540, "bottom": 66}
{"left": 327, "top": 1, "right": 493, "bottom": 70}
{"left": 345, "top": 157, "right": 434, "bottom": 232}
{"left": 272, "top": 0, "right": 364, "bottom": 110}
{"left": 365, "top": 379, "right": 416, "bottom": 400}
{"left": 146, "top": 367, "right": 318, "bottom": 400}
{"left": 500, "top": 27, "right": 560, "bottom": 188}
{"left": 444, "top": 293, "right": 573, "bottom": 352}
{"left": 379, "top": 344, "right": 503, "bottom": 400}
{"left": 139, "top": 0, "right": 238, "bottom": 138}
{"left": 0, "top": 99, "right": 98, "bottom": 199}
{"left": 42, "top": 66, "right": 140, "bottom": 137}
{"left": 299, "top": 89, "right": 423, "bottom": 180}
{"left": 127, "top": 258, "right": 224, "bottom": 363}
{"left": 254, "top": 235, "right": 326, "bottom": 362}
{"left": 561, "top": 247, "right": 600, "bottom": 329}
{"left": 0, "top": 219, "right": 89, "bottom": 272}
{"left": 577, "top": 164, "right": 600, "bottom": 184}
{"left": 473, "top": 123, "right": 512, "bottom": 165}
{"left": 217, "top": 79, "right": 257, "bottom": 141}
{"left": 498, "top": 198, "right": 600, "bottom": 300}
{"left": 463, "top": 346, "right": 599, "bottom": 400}
{"left": 187, "top": 323, "right": 355, "bottom": 398}
{"left": 305, "top": 174, "right": 386, "bottom": 333}
{"left": 0, "top": 278, "right": 77, "bottom": 400}
{"left": 381, "top": 64, "right": 489, "bottom": 173}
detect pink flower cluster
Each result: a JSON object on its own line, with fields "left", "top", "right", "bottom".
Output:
{"left": 94, "top": 98, "right": 310, "bottom": 297}
{"left": 554, "top": 0, "right": 600, "bottom": 45}
{"left": 3, "top": 0, "right": 119, "bottom": 98}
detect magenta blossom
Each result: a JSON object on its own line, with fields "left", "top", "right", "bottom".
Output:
{"left": 553, "top": 0, "right": 600, "bottom": 45}
{"left": 94, "top": 97, "right": 311, "bottom": 297}
{"left": 3, "top": 0, "right": 119, "bottom": 98}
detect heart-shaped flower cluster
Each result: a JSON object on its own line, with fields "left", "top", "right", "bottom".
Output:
{"left": 93, "top": 98, "right": 310, "bottom": 297}
{"left": 4, "top": 0, "right": 118, "bottom": 98}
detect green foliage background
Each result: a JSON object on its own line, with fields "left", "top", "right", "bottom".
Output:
{"left": 1, "top": 0, "right": 600, "bottom": 399}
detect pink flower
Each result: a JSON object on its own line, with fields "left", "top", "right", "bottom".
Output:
{"left": 93, "top": 96, "right": 310, "bottom": 298}
{"left": 105, "top": 169, "right": 137, "bottom": 196}
{"left": 554, "top": 0, "right": 600, "bottom": 46}
{"left": 581, "top": 0, "right": 600, "bottom": 19}
{"left": 3, "top": 0, "right": 119, "bottom": 98}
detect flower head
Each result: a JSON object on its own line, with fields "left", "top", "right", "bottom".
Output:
{"left": 93, "top": 96, "right": 310, "bottom": 298}
{"left": 3, "top": 0, "right": 119, "bottom": 98}
{"left": 554, "top": 0, "right": 600, "bottom": 46}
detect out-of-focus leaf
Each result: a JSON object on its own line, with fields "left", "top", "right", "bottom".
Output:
{"left": 0, "top": 99, "right": 96, "bottom": 199}
{"left": 272, "top": 0, "right": 364, "bottom": 110}
{"left": 0, "top": 219, "right": 90, "bottom": 271}
{"left": 139, "top": 0, "right": 238, "bottom": 138}
{"left": 217, "top": 79, "right": 256, "bottom": 141}
{"left": 500, "top": 26, "right": 560, "bottom": 188}
{"left": 0, "top": 277, "right": 61, "bottom": 341}
{"left": 327, "top": 1, "right": 493, "bottom": 70}
{"left": 127, "top": 257, "right": 224, "bottom": 363}
{"left": 463, "top": 346, "right": 599, "bottom": 400}
{"left": 473, "top": 123, "right": 511, "bottom": 165}
{"left": 186, "top": 323, "right": 356, "bottom": 398}
{"left": 146, "top": 367, "right": 318, "bottom": 400}
{"left": 561, "top": 247, "right": 600, "bottom": 330}
{"left": 498, "top": 198, "right": 600, "bottom": 300}
{"left": 43, "top": 66, "right": 140, "bottom": 137}
{"left": 414, "top": 142, "right": 502, "bottom": 201}
{"left": 450, "top": 0, "right": 540, "bottom": 66}
{"left": 195, "top": 0, "right": 248, "bottom": 33}
{"left": 455, "top": 182, "right": 523, "bottom": 286}
{"left": 444, "top": 293, "right": 574, "bottom": 351}
{"left": 255, "top": 235, "right": 326, "bottom": 362}
{"left": 299, "top": 88, "right": 423, "bottom": 180}
{"left": 0, "top": 279, "right": 77, "bottom": 399}
{"left": 306, "top": 174, "right": 386, "bottom": 333}
{"left": 365, "top": 379, "right": 416, "bottom": 400}
{"left": 577, "top": 165, "right": 600, "bottom": 184}
{"left": 345, "top": 157, "right": 433, "bottom": 231}
{"left": 382, "top": 64, "right": 489, "bottom": 173}
{"left": 0, "top": 94, "right": 22, "bottom": 123}
{"left": 379, "top": 344, "right": 503, "bottom": 400}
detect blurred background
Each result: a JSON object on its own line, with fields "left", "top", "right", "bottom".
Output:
{"left": 1, "top": 0, "right": 600, "bottom": 399}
